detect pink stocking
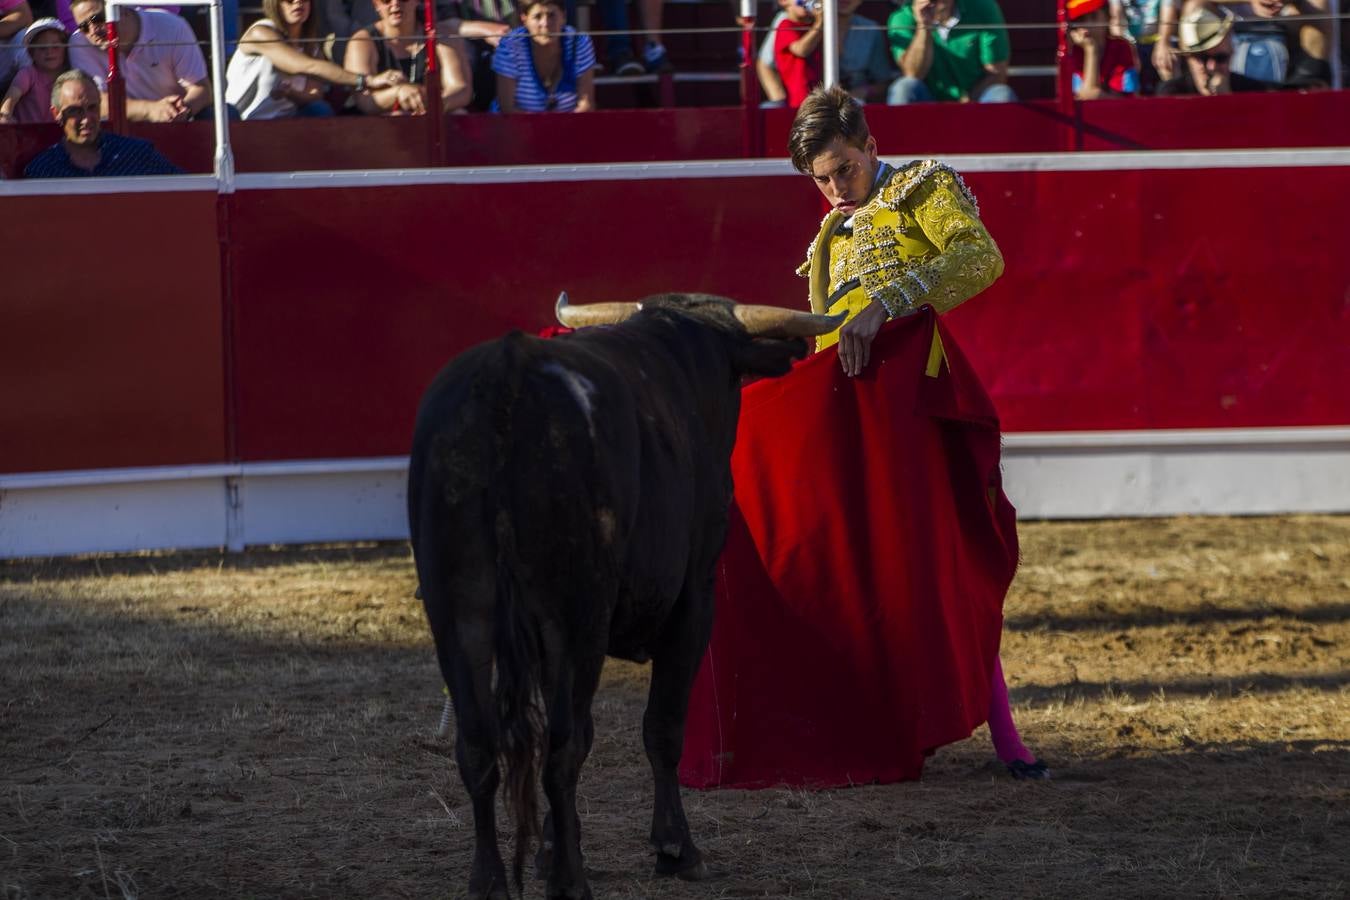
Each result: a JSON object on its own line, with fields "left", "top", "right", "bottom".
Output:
{"left": 988, "top": 656, "right": 1036, "bottom": 765}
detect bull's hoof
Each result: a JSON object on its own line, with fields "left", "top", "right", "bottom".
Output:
{"left": 464, "top": 881, "right": 511, "bottom": 900}
{"left": 654, "top": 854, "right": 720, "bottom": 882}
{"left": 545, "top": 886, "right": 593, "bottom": 900}
{"left": 1007, "top": 758, "right": 1052, "bottom": 781}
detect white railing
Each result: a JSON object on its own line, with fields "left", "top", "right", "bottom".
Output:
{"left": 106, "top": 0, "right": 234, "bottom": 191}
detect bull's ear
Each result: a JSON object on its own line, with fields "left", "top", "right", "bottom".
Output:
{"left": 731, "top": 337, "right": 808, "bottom": 378}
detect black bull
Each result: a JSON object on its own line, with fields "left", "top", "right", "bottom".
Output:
{"left": 408, "top": 294, "right": 841, "bottom": 899}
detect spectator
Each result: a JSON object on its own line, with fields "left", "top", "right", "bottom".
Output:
{"left": 0, "top": 16, "right": 66, "bottom": 123}
{"left": 0, "top": 0, "right": 34, "bottom": 88}
{"left": 24, "top": 68, "right": 181, "bottom": 175}
{"left": 1226, "top": 0, "right": 1330, "bottom": 88}
{"left": 227, "top": 0, "right": 405, "bottom": 119}
{"left": 774, "top": 0, "right": 822, "bottom": 108}
{"left": 317, "top": 0, "right": 379, "bottom": 66}
{"left": 758, "top": 0, "right": 896, "bottom": 106}
{"left": 318, "top": 0, "right": 459, "bottom": 71}
{"left": 50, "top": 0, "right": 183, "bottom": 35}
{"left": 1067, "top": 0, "right": 1139, "bottom": 99}
{"left": 1160, "top": 1, "right": 1271, "bottom": 93}
{"left": 67, "top": 0, "right": 222, "bottom": 121}
{"left": 1110, "top": 0, "right": 1181, "bottom": 91}
{"left": 344, "top": 0, "right": 473, "bottom": 114}
{"left": 754, "top": 2, "right": 790, "bottom": 105}
{"left": 492, "top": 0, "right": 596, "bottom": 112}
{"left": 886, "top": 0, "right": 1015, "bottom": 104}
{"left": 439, "top": 0, "right": 512, "bottom": 111}
{"left": 567, "top": 0, "right": 667, "bottom": 75}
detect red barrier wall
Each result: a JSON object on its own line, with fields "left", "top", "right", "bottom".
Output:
{"left": 3, "top": 162, "right": 1348, "bottom": 475}
{"left": 954, "top": 167, "right": 1350, "bottom": 431}
{"left": 225, "top": 175, "right": 811, "bottom": 460}
{"left": 0, "top": 191, "right": 226, "bottom": 474}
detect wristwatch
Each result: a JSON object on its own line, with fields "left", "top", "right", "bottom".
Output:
{"left": 355, "top": 74, "right": 368, "bottom": 92}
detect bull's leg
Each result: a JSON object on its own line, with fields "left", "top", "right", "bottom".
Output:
{"left": 644, "top": 607, "right": 714, "bottom": 880}
{"left": 449, "top": 655, "right": 512, "bottom": 900}
{"left": 424, "top": 566, "right": 509, "bottom": 899}
{"left": 540, "top": 654, "right": 603, "bottom": 900}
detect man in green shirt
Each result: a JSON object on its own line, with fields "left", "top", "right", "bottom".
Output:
{"left": 887, "top": 0, "right": 1016, "bottom": 103}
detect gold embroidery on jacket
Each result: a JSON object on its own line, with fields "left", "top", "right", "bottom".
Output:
{"left": 796, "top": 159, "right": 1004, "bottom": 329}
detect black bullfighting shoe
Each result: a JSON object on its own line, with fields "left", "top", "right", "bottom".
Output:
{"left": 1006, "top": 758, "right": 1051, "bottom": 780}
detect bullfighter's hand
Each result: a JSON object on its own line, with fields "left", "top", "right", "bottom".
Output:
{"left": 837, "top": 302, "right": 888, "bottom": 377}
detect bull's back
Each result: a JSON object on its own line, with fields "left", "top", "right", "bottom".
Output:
{"left": 408, "top": 333, "right": 640, "bottom": 606}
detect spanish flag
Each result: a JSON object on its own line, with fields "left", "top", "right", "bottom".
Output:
{"left": 680, "top": 308, "right": 1019, "bottom": 788}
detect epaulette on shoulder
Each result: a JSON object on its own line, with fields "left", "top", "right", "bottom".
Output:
{"left": 879, "top": 159, "right": 981, "bottom": 216}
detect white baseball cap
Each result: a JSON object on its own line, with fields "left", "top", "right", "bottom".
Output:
{"left": 21, "top": 17, "right": 68, "bottom": 46}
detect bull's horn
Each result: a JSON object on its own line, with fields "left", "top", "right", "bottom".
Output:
{"left": 555, "top": 292, "right": 642, "bottom": 329}
{"left": 734, "top": 304, "right": 847, "bottom": 338}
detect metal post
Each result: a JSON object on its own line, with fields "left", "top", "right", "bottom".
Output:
{"left": 424, "top": 0, "right": 444, "bottom": 165}
{"left": 107, "top": 0, "right": 235, "bottom": 186}
{"left": 821, "top": 0, "right": 838, "bottom": 88}
{"left": 738, "top": 0, "right": 762, "bottom": 157}
{"left": 1056, "top": 0, "right": 1078, "bottom": 150}
{"left": 105, "top": 6, "right": 125, "bottom": 134}
{"left": 1330, "top": 0, "right": 1342, "bottom": 90}
{"left": 207, "top": 0, "right": 234, "bottom": 190}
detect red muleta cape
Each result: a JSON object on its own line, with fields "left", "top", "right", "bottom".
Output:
{"left": 679, "top": 307, "right": 1019, "bottom": 789}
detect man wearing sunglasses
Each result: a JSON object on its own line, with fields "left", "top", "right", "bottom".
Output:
{"left": 67, "top": 0, "right": 217, "bottom": 122}
{"left": 1166, "top": 2, "right": 1270, "bottom": 95}
{"left": 24, "top": 69, "right": 181, "bottom": 176}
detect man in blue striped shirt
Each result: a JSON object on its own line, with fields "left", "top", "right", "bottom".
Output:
{"left": 24, "top": 70, "right": 181, "bottom": 178}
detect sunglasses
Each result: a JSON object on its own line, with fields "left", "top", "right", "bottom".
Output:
{"left": 1201, "top": 51, "right": 1232, "bottom": 64}
{"left": 58, "top": 101, "right": 101, "bottom": 120}
{"left": 77, "top": 11, "right": 106, "bottom": 33}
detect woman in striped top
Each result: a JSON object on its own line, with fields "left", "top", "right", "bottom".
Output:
{"left": 491, "top": 0, "right": 597, "bottom": 112}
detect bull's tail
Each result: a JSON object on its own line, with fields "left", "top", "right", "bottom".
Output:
{"left": 493, "top": 509, "right": 543, "bottom": 890}
{"left": 487, "top": 336, "right": 545, "bottom": 890}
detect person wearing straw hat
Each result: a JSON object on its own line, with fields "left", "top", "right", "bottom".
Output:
{"left": 1066, "top": 0, "right": 1140, "bottom": 99}
{"left": 1176, "top": 1, "right": 1244, "bottom": 93}
{"left": 1159, "top": 0, "right": 1271, "bottom": 94}
{"left": 0, "top": 17, "right": 67, "bottom": 123}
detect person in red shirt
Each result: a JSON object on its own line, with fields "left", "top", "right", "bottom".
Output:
{"left": 1067, "top": 0, "right": 1140, "bottom": 98}
{"left": 774, "top": 0, "right": 824, "bottom": 108}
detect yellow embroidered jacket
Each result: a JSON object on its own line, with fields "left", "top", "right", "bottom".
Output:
{"left": 797, "top": 159, "right": 1004, "bottom": 351}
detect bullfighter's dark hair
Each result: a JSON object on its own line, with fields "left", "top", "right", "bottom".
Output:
{"left": 787, "top": 86, "right": 872, "bottom": 174}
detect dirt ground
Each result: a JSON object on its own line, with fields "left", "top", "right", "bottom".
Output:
{"left": 1, "top": 515, "right": 1347, "bottom": 899}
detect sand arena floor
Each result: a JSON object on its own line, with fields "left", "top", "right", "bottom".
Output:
{"left": 1, "top": 515, "right": 1347, "bottom": 898}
